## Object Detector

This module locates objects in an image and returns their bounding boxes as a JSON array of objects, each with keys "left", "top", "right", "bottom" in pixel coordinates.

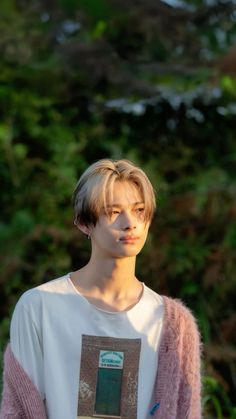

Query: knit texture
[
  {"left": 0, "top": 343, "right": 47, "bottom": 419},
  {"left": 153, "top": 296, "right": 202, "bottom": 419},
  {"left": 0, "top": 296, "right": 201, "bottom": 419}
]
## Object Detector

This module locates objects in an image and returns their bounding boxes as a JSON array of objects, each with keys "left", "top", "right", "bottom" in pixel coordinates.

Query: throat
[
  {"left": 70, "top": 271, "right": 143, "bottom": 312},
  {"left": 82, "top": 284, "right": 144, "bottom": 312}
]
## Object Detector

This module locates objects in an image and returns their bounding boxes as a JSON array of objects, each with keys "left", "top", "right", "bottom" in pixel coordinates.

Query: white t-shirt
[{"left": 10, "top": 274, "right": 163, "bottom": 419}]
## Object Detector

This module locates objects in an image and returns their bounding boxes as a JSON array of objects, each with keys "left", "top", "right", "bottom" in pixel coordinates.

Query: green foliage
[{"left": 203, "top": 376, "right": 236, "bottom": 419}]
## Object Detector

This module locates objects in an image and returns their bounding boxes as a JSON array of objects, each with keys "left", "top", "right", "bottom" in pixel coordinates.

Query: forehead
[{"left": 107, "top": 180, "right": 143, "bottom": 206}]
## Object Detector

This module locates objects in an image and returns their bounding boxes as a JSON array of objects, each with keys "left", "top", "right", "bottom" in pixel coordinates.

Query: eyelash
[{"left": 109, "top": 208, "right": 144, "bottom": 216}]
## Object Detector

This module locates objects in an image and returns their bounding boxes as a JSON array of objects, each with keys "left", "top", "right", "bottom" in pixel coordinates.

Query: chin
[{"left": 120, "top": 249, "right": 142, "bottom": 257}]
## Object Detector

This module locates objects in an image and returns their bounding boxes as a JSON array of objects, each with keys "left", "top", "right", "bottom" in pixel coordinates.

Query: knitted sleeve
[
  {"left": 153, "top": 296, "right": 202, "bottom": 419},
  {"left": 176, "top": 302, "right": 202, "bottom": 419},
  {"left": 0, "top": 344, "right": 47, "bottom": 419}
]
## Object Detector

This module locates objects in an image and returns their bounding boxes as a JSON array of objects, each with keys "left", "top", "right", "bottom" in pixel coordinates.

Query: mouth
[{"left": 118, "top": 236, "right": 139, "bottom": 243}]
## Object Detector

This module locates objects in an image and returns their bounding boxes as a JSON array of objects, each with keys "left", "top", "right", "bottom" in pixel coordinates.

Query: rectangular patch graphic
[{"left": 77, "top": 335, "right": 141, "bottom": 419}]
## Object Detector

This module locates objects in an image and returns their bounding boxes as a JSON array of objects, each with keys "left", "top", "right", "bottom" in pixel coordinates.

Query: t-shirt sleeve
[{"left": 10, "top": 290, "right": 45, "bottom": 398}]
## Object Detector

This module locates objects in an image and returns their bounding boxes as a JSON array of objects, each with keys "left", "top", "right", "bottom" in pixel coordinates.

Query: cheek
[
  {"left": 103, "top": 225, "right": 116, "bottom": 238},
  {"left": 141, "top": 227, "right": 149, "bottom": 242}
]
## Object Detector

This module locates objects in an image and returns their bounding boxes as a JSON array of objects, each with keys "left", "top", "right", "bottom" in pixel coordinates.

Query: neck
[
  {"left": 70, "top": 254, "right": 143, "bottom": 311},
  {"left": 71, "top": 252, "right": 143, "bottom": 311},
  {"left": 81, "top": 255, "right": 138, "bottom": 296}
]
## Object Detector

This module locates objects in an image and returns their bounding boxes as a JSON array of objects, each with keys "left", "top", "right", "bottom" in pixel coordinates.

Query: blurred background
[{"left": 0, "top": 0, "right": 236, "bottom": 417}]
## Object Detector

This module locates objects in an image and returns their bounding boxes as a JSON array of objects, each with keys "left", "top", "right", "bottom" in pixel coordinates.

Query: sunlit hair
[{"left": 72, "top": 159, "right": 156, "bottom": 226}]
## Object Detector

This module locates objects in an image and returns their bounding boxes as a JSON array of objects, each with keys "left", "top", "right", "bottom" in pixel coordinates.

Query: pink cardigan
[
  {"left": 0, "top": 342, "right": 47, "bottom": 419},
  {"left": 0, "top": 296, "right": 202, "bottom": 418}
]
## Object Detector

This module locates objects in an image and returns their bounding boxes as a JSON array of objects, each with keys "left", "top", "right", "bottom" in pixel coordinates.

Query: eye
[
  {"left": 108, "top": 209, "right": 120, "bottom": 217},
  {"left": 135, "top": 207, "right": 145, "bottom": 214}
]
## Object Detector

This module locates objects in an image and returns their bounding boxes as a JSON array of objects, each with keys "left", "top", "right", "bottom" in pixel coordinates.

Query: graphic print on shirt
[{"left": 77, "top": 335, "right": 141, "bottom": 419}]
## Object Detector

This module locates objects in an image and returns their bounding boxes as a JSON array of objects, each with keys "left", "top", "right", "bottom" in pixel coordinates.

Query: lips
[{"left": 119, "top": 236, "right": 139, "bottom": 242}]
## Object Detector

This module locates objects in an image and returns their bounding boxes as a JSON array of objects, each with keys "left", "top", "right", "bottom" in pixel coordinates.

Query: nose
[{"left": 121, "top": 211, "right": 136, "bottom": 231}]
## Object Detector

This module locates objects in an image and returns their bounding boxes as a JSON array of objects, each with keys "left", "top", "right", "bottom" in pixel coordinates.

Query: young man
[{"left": 0, "top": 159, "right": 202, "bottom": 419}]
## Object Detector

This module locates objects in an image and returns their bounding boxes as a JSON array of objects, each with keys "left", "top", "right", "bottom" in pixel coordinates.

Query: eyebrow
[{"left": 107, "top": 201, "right": 144, "bottom": 208}]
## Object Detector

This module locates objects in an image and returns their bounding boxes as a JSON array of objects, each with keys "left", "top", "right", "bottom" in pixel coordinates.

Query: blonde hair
[{"left": 72, "top": 159, "right": 156, "bottom": 226}]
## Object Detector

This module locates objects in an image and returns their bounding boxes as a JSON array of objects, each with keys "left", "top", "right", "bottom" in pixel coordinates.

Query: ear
[{"left": 74, "top": 221, "right": 92, "bottom": 237}]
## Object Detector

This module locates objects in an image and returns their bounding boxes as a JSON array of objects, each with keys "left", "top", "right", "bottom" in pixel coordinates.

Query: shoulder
[
  {"left": 162, "top": 295, "right": 198, "bottom": 324},
  {"left": 161, "top": 296, "right": 201, "bottom": 346},
  {"left": 13, "top": 273, "right": 70, "bottom": 313},
  {"left": 35, "top": 273, "right": 72, "bottom": 296},
  {"left": 143, "top": 284, "right": 163, "bottom": 306},
  {"left": 141, "top": 285, "right": 164, "bottom": 321}
]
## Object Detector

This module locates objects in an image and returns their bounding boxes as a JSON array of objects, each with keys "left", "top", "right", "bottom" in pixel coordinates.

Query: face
[{"left": 87, "top": 180, "right": 150, "bottom": 259}]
